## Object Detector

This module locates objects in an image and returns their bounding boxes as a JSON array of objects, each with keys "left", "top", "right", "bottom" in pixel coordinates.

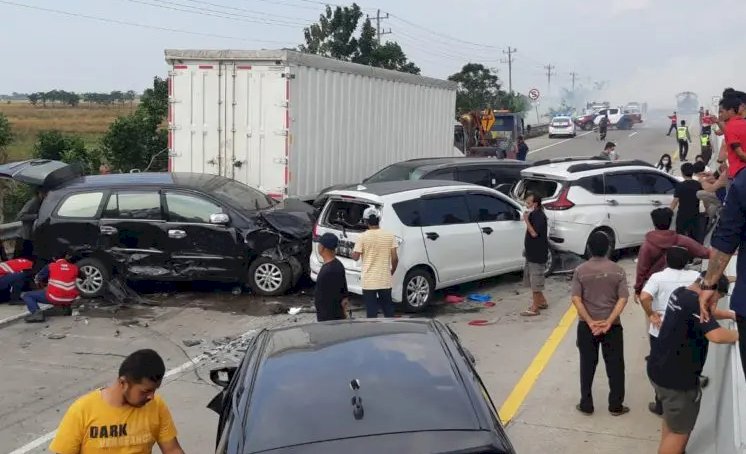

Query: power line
[
  {"left": 180, "top": 0, "right": 311, "bottom": 22},
  {"left": 387, "top": 13, "right": 500, "bottom": 50},
  {"left": 501, "top": 46, "right": 516, "bottom": 94},
  {"left": 118, "top": 0, "right": 308, "bottom": 27},
  {"left": 391, "top": 28, "right": 496, "bottom": 62},
  {"left": 0, "top": 0, "right": 294, "bottom": 44}
]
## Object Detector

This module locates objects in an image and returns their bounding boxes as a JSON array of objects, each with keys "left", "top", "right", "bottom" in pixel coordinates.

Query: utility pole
[
  {"left": 543, "top": 64, "right": 556, "bottom": 93},
  {"left": 374, "top": 9, "right": 391, "bottom": 44},
  {"left": 501, "top": 46, "right": 517, "bottom": 94},
  {"left": 569, "top": 71, "right": 579, "bottom": 92}
]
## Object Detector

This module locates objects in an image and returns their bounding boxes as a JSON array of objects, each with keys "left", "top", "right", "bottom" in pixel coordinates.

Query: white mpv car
[
  {"left": 512, "top": 158, "right": 680, "bottom": 257},
  {"left": 311, "top": 180, "right": 527, "bottom": 312}
]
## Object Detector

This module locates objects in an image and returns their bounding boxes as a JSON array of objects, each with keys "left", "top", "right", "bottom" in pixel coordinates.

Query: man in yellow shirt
[
  {"left": 50, "top": 349, "right": 185, "bottom": 454},
  {"left": 352, "top": 207, "right": 399, "bottom": 318}
]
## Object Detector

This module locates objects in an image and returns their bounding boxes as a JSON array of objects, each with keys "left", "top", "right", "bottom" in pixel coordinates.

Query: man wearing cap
[
  {"left": 351, "top": 207, "right": 399, "bottom": 318},
  {"left": 314, "top": 233, "right": 349, "bottom": 322}
]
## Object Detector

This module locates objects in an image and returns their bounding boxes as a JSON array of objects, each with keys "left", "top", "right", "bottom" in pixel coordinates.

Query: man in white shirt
[{"left": 640, "top": 247, "right": 703, "bottom": 416}]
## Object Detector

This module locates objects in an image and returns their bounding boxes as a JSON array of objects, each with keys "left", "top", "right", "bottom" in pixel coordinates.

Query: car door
[
  {"left": 638, "top": 171, "right": 678, "bottom": 229},
  {"left": 603, "top": 172, "right": 649, "bottom": 246},
  {"left": 419, "top": 193, "right": 484, "bottom": 284},
  {"left": 163, "top": 191, "right": 245, "bottom": 281},
  {"left": 39, "top": 191, "right": 107, "bottom": 259},
  {"left": 99, "top": 190, "right": 172, "bottom": 278},
  {"left": 465, "top": 192, "right": 525, "bottom": 273}
]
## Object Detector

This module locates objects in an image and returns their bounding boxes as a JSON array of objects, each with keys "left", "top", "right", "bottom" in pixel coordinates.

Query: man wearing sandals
[
  {"left": 571, "top": 232, "right": 630, "bottom": 416},
  {"left": 520, "top": 192, "right": 549, "bottom": 317}
]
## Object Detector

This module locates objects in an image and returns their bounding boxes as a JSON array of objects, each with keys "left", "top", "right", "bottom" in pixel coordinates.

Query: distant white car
[
  {"left": 512, "top": 158, "right": 680, "bottom": 257},
  {"left": 548, "top": 116, "right": 576, "bottom": 138},
  {"left": 311, "top": 180, "right": 527, "bottom": 312}
]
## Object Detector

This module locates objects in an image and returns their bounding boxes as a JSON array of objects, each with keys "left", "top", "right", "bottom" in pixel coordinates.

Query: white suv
[
  {"left": 513, "top": 158, "right": 679, "bottom": 257},
  {"left": 311, "top": 180, "right": 526, "bottom": 312}
]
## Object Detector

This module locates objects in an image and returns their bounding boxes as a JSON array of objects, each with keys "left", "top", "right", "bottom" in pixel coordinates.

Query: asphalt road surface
[{"left": 0, "top": 121, "right": 703, "bottom": 454}]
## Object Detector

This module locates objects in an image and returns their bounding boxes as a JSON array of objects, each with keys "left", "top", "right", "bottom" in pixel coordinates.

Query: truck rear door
[{"left": 225, "top": 64, "right": 289, "bottom": 200}]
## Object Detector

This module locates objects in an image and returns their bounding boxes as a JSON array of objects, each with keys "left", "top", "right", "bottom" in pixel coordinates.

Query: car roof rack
[
  {"left": 532, "top": 156, "right": 606, "bottom": 167},
  {"left": 567, "top": 159, "right": 654, "bottom": 173}
]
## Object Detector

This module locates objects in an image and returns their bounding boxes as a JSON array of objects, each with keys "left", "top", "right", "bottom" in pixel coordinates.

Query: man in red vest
[
  {"left": 23, "top": 250, "right": 81, "bottom": 323},
  {"left": 0, "top": 241, "right": 34, "bottom": 303}
]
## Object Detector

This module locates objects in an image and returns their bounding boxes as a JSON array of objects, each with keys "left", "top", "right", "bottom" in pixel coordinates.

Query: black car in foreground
[
  {"left": 0, "top": 160, "right": 314, "bottom": 297},
  {"left": 208, "top": 319, "right": 516, "bottom": 454}
]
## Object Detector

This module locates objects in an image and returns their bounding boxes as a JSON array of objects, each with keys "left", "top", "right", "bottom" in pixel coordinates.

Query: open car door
[{"left": 0, "top": 159, "right": 82, "bottom": 188}]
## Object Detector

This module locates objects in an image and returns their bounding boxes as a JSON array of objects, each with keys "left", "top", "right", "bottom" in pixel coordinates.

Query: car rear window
[
  {"left": 322, "top": 200, "right": 372, "bottom": 232},
  {"left": 56, "top": 192, "right": 104, "bottom": 218},
  {"left": 516, "top": 178, "right": 559, "bottom": 199},
  {"left": 365, "top": 164, "right": 417, "bottom": 184}
]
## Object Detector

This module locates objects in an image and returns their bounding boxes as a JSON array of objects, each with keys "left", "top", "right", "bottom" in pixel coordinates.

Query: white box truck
[{"left": 164, "top": 49, "right": 458, "bottom": 200}]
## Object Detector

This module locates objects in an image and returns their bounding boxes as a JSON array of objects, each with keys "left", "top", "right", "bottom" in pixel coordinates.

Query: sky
[{"left": 0, "top": 0, "right": 742, "bottom": 110}]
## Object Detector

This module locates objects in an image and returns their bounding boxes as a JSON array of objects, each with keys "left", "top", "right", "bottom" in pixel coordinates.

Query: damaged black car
[{"left": 0, "top": 160, "right": 314, "bottom": 297}]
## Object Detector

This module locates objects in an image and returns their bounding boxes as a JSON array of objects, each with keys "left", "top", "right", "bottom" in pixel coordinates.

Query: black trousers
[
  {"left": 676, "top": 214, "right": 705, "bottom": 244},
  {"left": 738, "top": 315, "right": 746, "bottom": 384},
  {"left": 701, "top": 144, "right": 713, "bottom": 165},
  {"left": 363, "top": 288, "right": 394, "bottom": 318},
  {"left": 577, "top": 321, "right": 625, "bottom": 412},
  {"left": 667, "top": 123, "right": 677, "bottom": 135},
  {"left": 679, "top": 139, "right": 690, "bottom": 160}
]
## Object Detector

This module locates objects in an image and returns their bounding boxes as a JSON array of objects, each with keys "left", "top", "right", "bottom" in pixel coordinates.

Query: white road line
[
  {"left": 629, "top": 131, "right": 638, "bottom": 137},
  {"left": 8, "top": 329, "right": 258, "bottom": 454},
  {"left": 528, "top": 131, "right": 594, "bottom": 155}
]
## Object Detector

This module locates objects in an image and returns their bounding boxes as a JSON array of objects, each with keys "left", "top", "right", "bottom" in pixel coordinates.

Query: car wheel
[
  {"left": 249, "top": 257, "right": 292, "bottom": 296},
  {"left": 76, "top": 258, "right": 111, "bottom": 298},
  {"left": 584, "top": 230, "right": 616, "bottom": 260},
  {"left": 548, "top": 134, "right": 554, "bottom": 139},
  {"left": 402, "top": 269, "right": 434, "bottom": 313}
]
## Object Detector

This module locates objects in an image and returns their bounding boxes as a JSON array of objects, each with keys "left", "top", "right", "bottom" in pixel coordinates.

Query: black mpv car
[
  {"left": 207, "top": 319, "right": 516, "bottom": 454},
  {"left": 0, "top": 160, "right": 313, "bottom": 297}
]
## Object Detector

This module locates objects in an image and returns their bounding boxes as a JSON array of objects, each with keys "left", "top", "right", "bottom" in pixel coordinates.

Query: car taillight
[
  {"left": 545, "top": 187, "right": 575, "bottom": 210},
  {"left": 312, "top": 223, "right": 319, "bottom": 241}
]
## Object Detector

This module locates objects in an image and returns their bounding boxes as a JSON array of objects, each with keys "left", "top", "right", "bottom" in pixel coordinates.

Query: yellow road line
[{"left": 498, "top": 304, "right": 578, "bottom": 425}]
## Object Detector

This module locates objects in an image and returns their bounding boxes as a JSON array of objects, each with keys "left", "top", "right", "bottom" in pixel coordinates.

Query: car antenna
[{"left": 350, "top": 379, "right": 364, "bottom": 420}]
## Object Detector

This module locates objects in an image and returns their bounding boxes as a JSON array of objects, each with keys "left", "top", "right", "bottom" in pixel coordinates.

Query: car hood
[
  {"left": 0, "top": 159, "right": 82, "bottom": 188},
  {"left": 239, "top": 198, "right": 315, "bottom": 240}
]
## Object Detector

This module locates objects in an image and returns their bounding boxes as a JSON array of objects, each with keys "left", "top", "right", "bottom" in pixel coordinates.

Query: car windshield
[
  {"left": 210, "top": 179, "right": 273, "bottom": 211},
  {"left": 365, "top": 164, "right": 418, "bottom": 183}
]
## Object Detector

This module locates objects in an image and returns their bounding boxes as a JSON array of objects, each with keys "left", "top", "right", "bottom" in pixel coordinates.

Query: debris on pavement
[
  {"left": 445, "top": 295, "right": 465, "bottom": 304},
  {"left": 468, "top": 293, "right": 491, "bottom": 302},
  {"left": 47, "top": 333, "right": 67, "bottom": 340},
  {"left": 288, "top": 307, "right": 302, "bottom": 315},
  {"left": 183, "top": 339, "right": 203, "bottom": 347}
]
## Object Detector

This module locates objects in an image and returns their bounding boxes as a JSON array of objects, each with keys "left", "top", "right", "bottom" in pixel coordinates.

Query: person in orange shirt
[{"left": 50, "top": 349, "right": 185, "bottom": 454}]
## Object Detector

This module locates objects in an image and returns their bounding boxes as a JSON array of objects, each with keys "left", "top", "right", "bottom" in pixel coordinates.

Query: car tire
[
  {"left": 584, "top": 230, "right": 616, "bottom": 261},
  {"left": 248, "top": 257, "right": 293, "bottom": 296},
  {"left": 544, "top": 248, "right": 555, "bottom": 277},
  {"left": 548, "top": 134, "right": 554, "bottom": 139},
  {"left": 76, "top": 258, "right": 111, "bottom": 298},
  {"left": 402, "top": 268, "right": 434, "bottom": 313}
]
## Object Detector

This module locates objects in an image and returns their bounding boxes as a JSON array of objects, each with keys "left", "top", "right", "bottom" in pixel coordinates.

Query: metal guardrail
[{"left": 525, "top": 123, "right": 549, "bottom": 139}]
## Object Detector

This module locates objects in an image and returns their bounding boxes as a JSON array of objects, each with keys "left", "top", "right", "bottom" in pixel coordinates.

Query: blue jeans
[
  {"left": 363, "top": 289, "right": 394, "bottom": 318},
  {"left": 21, "top": 289, "right": 49, "bottom": 314},
  {"left": 0, "top": 272, "right": 28, "bottom": 301}
]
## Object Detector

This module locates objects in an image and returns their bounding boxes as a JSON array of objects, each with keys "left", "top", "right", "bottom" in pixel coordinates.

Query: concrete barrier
[
  {"left": 0, "top": 221, "right": 21, "bottom": 241},
  {"left": 525, "top": 123, "right": 549, "bottom": 139}
]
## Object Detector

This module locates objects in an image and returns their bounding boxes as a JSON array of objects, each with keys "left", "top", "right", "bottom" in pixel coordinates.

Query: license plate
[{"left": 336, "top": 239, "right": 355, "bottom": 258}]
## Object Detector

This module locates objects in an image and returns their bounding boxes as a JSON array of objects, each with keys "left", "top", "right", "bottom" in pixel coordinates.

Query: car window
[
  {"left": 577, "top": 175, "right": 605, "bottom": 194},
  {"left": 422, "top": 169, "right": 455, "bottom": 181},
  {"left": 103, "top": 191, "right": 162, "bottom": 220},
  {"left": 604, "top": 173, "right": 643, "bottom": 195},
  {"left": 166, "top": 192, "right": 224, "bottom": 223},
  {"left": 638, "top": 172, "right": 676, "bottom": 195},
  {"left": 458, "top": 168, "right": 492, "bottom": 187},
  {"left": 392, "top": 199, "right": 421, "bottom": 227},
  {"left": 465, "top": 193, "right": 517, "bottom": 222},
  {"left": 56, "top": 192, "right": 104, "bottom": 218},
  {"left": 609, "top": 108, "right": 619, "bottom": 115},
  {"left": 421, "top": 195, "right": 470, "bottom": 226},
  {"left": 517, "top": 178, "right": 559, "bottom": 199},
  {"left": 365, "top": 164, "right": 418, "bottom": 183}
]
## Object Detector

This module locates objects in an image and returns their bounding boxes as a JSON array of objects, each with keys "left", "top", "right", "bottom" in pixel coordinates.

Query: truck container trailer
[{"left": 164, "top": 49, "right": 458, "bottom": 200}]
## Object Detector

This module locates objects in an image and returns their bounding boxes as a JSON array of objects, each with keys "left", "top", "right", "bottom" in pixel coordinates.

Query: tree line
[{"left": 25, "top": 90, "right": 138, "bottom": 107}]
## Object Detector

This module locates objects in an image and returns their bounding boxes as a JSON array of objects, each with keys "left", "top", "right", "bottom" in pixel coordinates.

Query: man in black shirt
[
  {"left": 314, "top": 233, "right": 349, "bottom": 322},
  {"left": 647, "top": 272, "right": 737, "bottom": 454},
  {"left": 671, "top": 163, "right": 704, "bottom": 243},
  {"left": 521, "top": 192, "right": 549, "bottom": 316}
]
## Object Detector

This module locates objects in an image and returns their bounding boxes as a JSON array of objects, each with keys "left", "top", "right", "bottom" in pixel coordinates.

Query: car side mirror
[
  {"left": 210, "top": 367, "right": 237, "bottom": 388},
  {"left": 209, "top": 213, "right": 230, "bottom": 225}
]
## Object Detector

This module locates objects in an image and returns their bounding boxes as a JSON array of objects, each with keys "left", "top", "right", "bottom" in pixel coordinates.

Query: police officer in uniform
[{"left": 677, "top": 120, "right": 692, "bottom": 161}]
